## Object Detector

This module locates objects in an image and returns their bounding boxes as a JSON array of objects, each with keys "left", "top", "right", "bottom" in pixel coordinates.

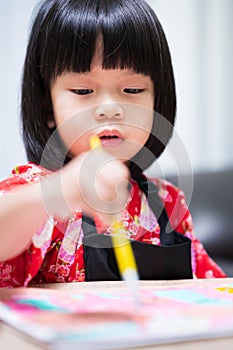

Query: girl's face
[{"left": 50, "top": 63, "right": 154, "bottom": 162}]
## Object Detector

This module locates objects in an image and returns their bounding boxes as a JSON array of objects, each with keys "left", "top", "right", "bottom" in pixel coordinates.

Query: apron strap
[{"left": 134, "top": 174, "right": 175, "bottom": 245}]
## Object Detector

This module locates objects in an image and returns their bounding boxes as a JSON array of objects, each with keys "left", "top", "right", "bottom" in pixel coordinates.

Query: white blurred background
[{"left": 0, "top": 0, "right": 233, "bottom": 180}]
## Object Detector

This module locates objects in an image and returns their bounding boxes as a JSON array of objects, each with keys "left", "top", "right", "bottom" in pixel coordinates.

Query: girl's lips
[{"left": 98, "top": 130, "right": 124, "bottom": 147}]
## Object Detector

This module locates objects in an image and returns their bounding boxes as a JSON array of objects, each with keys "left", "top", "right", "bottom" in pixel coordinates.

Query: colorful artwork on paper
[{"left": 1, "top": 281, "right": 233, "bottom": 349}]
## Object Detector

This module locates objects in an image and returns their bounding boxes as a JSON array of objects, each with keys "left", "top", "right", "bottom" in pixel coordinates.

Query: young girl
[{"left": 0, "top": 0, "right": 225, "bottom": 287}]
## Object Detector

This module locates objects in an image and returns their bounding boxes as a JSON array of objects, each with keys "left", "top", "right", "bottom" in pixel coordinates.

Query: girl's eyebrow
[
  {"left": 63, "top": 72, "right": 90, "bottom": 77},
  {"left": 63, "top": 71, "right": 149, "bottom": 79}
]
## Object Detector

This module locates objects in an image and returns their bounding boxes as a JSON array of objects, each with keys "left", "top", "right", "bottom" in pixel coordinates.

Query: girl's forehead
[{"left": 90, "top": 35, "right": 104, "bottom": 67}]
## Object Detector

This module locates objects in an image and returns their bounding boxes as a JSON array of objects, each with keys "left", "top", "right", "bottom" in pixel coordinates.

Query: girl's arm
[
  {"left": 0, "top": 150, "right": 129, "bottom": 261},
  {"left": 0, "top": 182, "right": 49, "bottom": 260}
]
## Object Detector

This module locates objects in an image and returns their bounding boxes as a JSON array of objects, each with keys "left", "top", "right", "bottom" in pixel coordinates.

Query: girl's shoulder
[
  {"left": 147, "top": 176, "right": 192, "bottom": 233},
  {"left": 0, "top": 162, "right": 50, "bottom": 193},
  {"left": 147, "top": 176, "right": 185, "bottom": 202}
]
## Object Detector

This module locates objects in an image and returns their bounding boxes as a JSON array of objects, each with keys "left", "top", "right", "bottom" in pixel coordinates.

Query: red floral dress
[{"left": 0, "top": 163, "right": 226, "bottom": 287}]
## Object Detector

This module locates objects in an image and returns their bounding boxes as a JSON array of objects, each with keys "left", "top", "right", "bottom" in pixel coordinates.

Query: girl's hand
[{"left": 41, "top": 149, "right": 130, "bottom": 225}]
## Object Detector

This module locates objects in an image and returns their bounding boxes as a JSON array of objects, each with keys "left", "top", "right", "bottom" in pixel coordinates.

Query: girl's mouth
[{"left": 98, "top": 130, "right": 124, "bottom": 147}]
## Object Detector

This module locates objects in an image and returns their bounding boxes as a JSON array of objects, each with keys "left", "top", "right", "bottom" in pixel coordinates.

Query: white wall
[
  {"left": 146, "top": 0, "right": 233, "bottom": 177},
  {"left": 0, "top": 1, "right": 38, "bottom": 180},
  {"left": 1, "top": 0, "right": 233, "bottom": 180}
]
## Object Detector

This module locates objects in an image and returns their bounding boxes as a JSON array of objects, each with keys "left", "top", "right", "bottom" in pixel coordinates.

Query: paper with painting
[{"left": 1, "top": 280, "right": 233, "bottom": 349}]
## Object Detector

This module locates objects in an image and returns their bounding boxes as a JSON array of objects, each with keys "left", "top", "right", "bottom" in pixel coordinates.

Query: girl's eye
[
  {"left": 124, "top": 88, "right": 144, "bottom": 94},
  {"left": 71, "top": 89, "right": 94, "bottom": 95}
]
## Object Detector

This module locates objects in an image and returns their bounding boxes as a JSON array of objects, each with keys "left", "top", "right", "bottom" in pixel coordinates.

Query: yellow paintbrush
[{"left": 89, "top": 135, "right": 139, "bottom": 301}]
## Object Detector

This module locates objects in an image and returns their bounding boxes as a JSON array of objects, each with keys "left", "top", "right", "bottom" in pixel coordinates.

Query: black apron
[{"left": 83, "top": 176, "right": 193, "bottom": 281}]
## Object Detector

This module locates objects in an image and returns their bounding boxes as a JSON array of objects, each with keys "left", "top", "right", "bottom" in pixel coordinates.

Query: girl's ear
[
  {"left": 42, "top": 90, "right": 56, "bottom": 129},
  {"left": 47, "top": 119, "right": 56, "bottom": 128}
]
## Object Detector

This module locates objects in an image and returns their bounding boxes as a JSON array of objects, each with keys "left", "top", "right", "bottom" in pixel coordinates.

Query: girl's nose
[{"left": 94, "top": 103, "right": 124, "bottom": 120}]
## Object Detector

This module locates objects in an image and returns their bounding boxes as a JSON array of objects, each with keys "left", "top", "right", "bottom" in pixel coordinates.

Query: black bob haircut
[{"left": 21, "top": 0, "right": 176, "bottom": 177}]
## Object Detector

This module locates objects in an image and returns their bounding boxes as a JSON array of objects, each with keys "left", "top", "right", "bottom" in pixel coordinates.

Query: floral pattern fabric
[{"left": 0, "top": 163, "right": 226, "bottom": 287}]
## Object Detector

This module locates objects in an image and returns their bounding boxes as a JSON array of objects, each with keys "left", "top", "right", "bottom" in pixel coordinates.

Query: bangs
[{"left": 38, "top": 0, "right": 161, "bottom": 84}]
